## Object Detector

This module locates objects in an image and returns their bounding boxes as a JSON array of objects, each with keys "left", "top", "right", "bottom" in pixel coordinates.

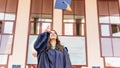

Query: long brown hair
[{"left": 46, "top": 30, "right": 64, "bottom": 51}]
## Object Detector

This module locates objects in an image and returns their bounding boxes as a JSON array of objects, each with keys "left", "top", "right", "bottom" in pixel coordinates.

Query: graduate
[{"left": 34, "top": 26, "right": 72, "bottom": 68}]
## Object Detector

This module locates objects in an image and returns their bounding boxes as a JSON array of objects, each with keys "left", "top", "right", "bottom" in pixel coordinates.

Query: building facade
[{"left": 0, "top": 0, "right": 120, "bottom": 68}]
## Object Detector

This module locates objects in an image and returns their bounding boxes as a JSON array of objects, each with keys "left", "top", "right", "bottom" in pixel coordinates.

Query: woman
[{"left": 34, "top": 27, "right": 72, "bottom": 68}]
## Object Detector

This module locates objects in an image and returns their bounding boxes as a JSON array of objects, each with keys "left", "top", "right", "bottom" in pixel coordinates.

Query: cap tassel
[{"left": 66, "top": 5, "right": 72, "bottom": 11}]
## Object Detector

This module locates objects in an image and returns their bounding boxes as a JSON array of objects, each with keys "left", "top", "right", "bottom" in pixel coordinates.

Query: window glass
[
  {"left": 0, "top": 13, "right": 4, "bottom": 20},
  {"left": 63, "top": 0, "right": 85, "bottom": 36},
  {"left": 31, "top": 0, "right": 42, "bottom": 13},
  {"left": 0, "top": 35, "right": 13, "bottom": 54},
  {"left": 74, "top": 0, "right": 84, "bottom": 16},
  {"left": 65, "top": 24, "right": 73, "bottom": 35},
  {"left": 112, "top": 38, "right": 120, "bottom": 56},
  {"left": 30, "top": 23, "right": 40, "bottom": 34},
  {"left": 0, "top": 55, "right": 8, "bottom": 64},
  {"left": 108, "top": 1, "right": 119, "bottom": 16},
  {"left": 75, "top": 24, "right": 84, "bottom": 36},
  {"left": 105, "top": 57, "right": 120, "bottom": 67},
  {"left": 42, "top": 0, "right": 52, "bottom": 14},
  {"left": 42, "top": 23, "right": 51, "bottom": 33},
  {"left": 111, "top": 24, "right": 120, "bottom": 36},
  {"left": 0, "top": 0, "right": 6, "bottom": 12},
  {"left": 59, "top": 36, "right": 86, "bottom": 65},
  {"left": 27, "top": 36, "right": 37, "bottom": 64},
  {"left": 64, "top": 15, "right": 74, "bottom": 23},
  {"left": 5, "top": 13, "right": 15, "bottom": 20},
  {"left": 30, "top": 14, "right": 42, "bottom": 21},
  {"left": 6, "top": 0, "right": 18, "bottom": 12},
  {"left": 110, "top": 16, "right": 120, "bottom": 23},
  {"left": 98, "top": 0, "right": 109, "bottom": 16},
  {"left": 3, "top": 22, "right": 14, "bottom": 34},
  {"left": 101, "top": 25, "right": 110, "bottom": 36},
  {"left": 101, "top": 38, "right": 113, "bottom": 56},
  {"left": 75, "top": 15, "right": 85, "bottom": 23},
  {"left": 99, "top": 16, "right": 109, "bottom": 23},
  {"left": 0, "top": 21, "right": 2, "bottom": 33},
  {"left": 41, "top": 14, "right": 52, "bottom": 22}
]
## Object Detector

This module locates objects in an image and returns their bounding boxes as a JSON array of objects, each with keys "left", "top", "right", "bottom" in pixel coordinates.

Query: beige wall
[
  {"left": 85, "top": 0, "right": 104, "bottom": 67},
  {"left": 53, "top": 0, "right": 62, "bottom": 35},
  {"left": 8, "top": 0, "right": 105, "bottom": 68},
  {"left": 8, "top": 0, "right": 30, "bottom": 68}
]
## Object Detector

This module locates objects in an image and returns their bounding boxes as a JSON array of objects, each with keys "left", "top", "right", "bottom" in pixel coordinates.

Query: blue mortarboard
[{"left": 55, "top": 0, "right": 72, "bottom": 11}]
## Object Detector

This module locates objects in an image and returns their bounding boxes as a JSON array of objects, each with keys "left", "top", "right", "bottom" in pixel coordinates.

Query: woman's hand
[
  {"left": 32, "top": 52, "right": 37, "bottom": 57},
  {"left": 45, "top": 26, "right": 51, "bottom": 32}
]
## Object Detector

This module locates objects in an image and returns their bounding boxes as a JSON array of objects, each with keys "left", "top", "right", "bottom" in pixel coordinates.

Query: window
[
  {"left": 0, "top": 21, "right": 2, "bottom": 33},
  {"left": 29, "top": 0, "right": 53, "bottom": 35},
  {"left": 0, "top": 0, "right": 18, "bottom": 68},
  {"left": 27, "top": 0, "right": 53, "bottom": 67},
  {"left": 98, "top": 0, "right": 120, "bottom": 57},
  {"left": 98, "top": 0, "right": 120, "bottom": 67},
  {"left": 63, "top": 0, "right": 87, "bottom": 67},
  {"left": 63, "top": 0, "right": 85, "bottom": 36},
  {"left": 0, "top": 0, "right": 18, "bottom": 55}
]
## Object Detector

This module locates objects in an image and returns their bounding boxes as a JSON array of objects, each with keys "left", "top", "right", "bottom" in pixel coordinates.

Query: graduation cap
[{"left": 55, "top": 0, "right": 72, "bottom": 11}]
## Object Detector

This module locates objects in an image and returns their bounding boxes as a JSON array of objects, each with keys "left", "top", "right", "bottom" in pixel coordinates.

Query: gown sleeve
[
  {"left": 34, "top": 32, "right": 50, "bottom": 52},
  {"left": 63, "top": 47, "right": 72, "bottom": 68}
]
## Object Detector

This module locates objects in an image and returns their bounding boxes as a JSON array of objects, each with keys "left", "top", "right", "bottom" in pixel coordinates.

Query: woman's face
[{"left": 49, "top": 30, "right": 57, "bottom": 39}]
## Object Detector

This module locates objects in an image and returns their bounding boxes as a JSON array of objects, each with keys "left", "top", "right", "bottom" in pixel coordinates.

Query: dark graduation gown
[{"left": 34, "top": 32, "right": 72, "bottom": 68}]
